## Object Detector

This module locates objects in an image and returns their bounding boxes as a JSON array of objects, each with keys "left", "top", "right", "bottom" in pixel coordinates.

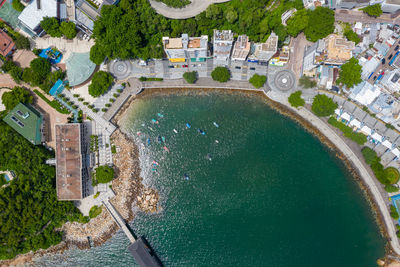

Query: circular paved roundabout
[
  {"left": 109, "top": 60, "right": 133, "bottom": 80},
  {"left": 273, "top": 70, "right": 296, "bottom": 92}
]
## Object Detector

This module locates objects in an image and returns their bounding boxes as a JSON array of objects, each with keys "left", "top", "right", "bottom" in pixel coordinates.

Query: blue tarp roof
[{"left": 49, "top": 79, "right": 64, "bottom": 96}]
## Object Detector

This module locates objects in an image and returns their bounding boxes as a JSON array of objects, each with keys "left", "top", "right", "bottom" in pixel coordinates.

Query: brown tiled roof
[
  {"left": 0, "top": 30, "right": 15, "bottom": 57},
  {"left": 55, "top": 124, "right": 83, "bottom": 200}
]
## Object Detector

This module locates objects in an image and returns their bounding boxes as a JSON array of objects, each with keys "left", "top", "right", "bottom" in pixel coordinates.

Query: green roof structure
[{"left": 3, "top": 103, "right": 43, "bottom": 145}]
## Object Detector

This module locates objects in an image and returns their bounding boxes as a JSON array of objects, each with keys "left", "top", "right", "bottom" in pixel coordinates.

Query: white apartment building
[{"left": 213, "top": 30, "right": 234, "bottom": 61}]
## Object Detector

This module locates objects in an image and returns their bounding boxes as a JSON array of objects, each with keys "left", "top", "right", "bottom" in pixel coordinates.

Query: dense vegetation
[
  {"left": 88, "top": 71, "right": 114, "bottom": 97},
  {"left": 89, "top": 205, "right": 103, "bottom": 219},
  {"left": 155, "top": 0, "right": 190, "bottom": 8},
  {"left": 343, "top": 24, "right": 360, "bottom": 45},
  {"left": 249, "top": 74, "right": 267, "bottom": 88},
  {"left": 286, "top": 7, "right": 335, "bottom": 42},
  {"left": 0, "top": 174, "right": 8, "bottom": 187},
  {"left": 183, "top": 71, "right": 198, "bottom": 84},
  {"left": 361, "top": 4, "right": 383, "bottom": 18},
  {"left": 391, "top": 205, "right": 399, "bottom": 220},
  {"left": 288, "top": 91, "right": 305, "bottom": 108},
  {"left": 1, "top": 87, "right": 33, "bottom": 111},
  {"left": 298, "top": 75, "right": 316, "bottom": 88},
  {"left": 23, "top": 58, "right": 51, "bottom": 86},
  {"left": 0, "top": 121, "right": 84, "bottom": 259},
  {"left": 336, "top": 58, "right": 362, "bottom": 89},
  {"left": 361, "top": 147, "right": 400, "bottom": 190},
  {"left": 33, "top": 89, "right": 70, "bottom": 114},
  {"left": 12, "top": 0, "right": 24, "bottom": 11},
  {"left": 40, "top": 17, "right": 77, "bottom": 39},
  {"left": 311, "top": 94, "right": 337, "bottom": 117},
  {"left": 211, "top": 66, "right": 230, "bottom": 82},
  {"left": 327, "top": 117, "right": 367, "bottom": 145},
  {"left": 90, "top": 0, "right": 304, "bottom": 63},
  {"left": 94, "top": 165, "right": 115, "bottom": 184},
  {"left": 1, "top": 60, "right": 23, "bottom": 84}
]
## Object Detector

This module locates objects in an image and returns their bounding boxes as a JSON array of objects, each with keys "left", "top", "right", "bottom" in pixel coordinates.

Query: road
[
  {"left": 149, "top": 0, "right": 231, "bottom": 19},
  {"left": 367, "top": 38, "right": 400, "bottom": 84},
  {"left": 288, "top": 33, "right": 312, "bottom": 79},
  {"left": 335, "top": 9, "right": 400, "bottom": 24}
]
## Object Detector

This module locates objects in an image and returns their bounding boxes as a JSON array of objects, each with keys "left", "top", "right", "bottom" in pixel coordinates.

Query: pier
[
  {"left": 102, "top": 199, "right": 162, "bottom": 266},
  {"left": 102, "top": 199, "right": 136, "bottom": 243}
]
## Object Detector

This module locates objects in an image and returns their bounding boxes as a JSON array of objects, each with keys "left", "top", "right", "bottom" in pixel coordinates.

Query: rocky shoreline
[{"left": 1, "top": 129, "right": 159, "bottom": 267}]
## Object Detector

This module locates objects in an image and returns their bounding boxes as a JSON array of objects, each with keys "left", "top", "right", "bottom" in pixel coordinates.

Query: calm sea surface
[{"left": 33, "top": 92, "right": 385, "bottom": 267}]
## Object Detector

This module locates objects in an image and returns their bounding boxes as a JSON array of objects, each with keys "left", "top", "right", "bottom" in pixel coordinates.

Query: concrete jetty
[{"left": 102, "top": 199, "right": 162, "bottom": 266}]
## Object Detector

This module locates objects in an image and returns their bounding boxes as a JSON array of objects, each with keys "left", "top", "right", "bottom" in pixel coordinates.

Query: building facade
[
  {"left": 162, "top": 34, "right": 208, "bottom": 62},
  {"left": 213, "top": 30, "right": 234, "bottom": 61}
]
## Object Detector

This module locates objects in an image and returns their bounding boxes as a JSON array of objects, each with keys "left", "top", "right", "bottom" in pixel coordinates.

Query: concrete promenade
[
  {"left": 149, "top": 0, "right": 230, "bottom": 19},
  {"left": 267, "top": 90, "right": 400, "bottom": 255}
]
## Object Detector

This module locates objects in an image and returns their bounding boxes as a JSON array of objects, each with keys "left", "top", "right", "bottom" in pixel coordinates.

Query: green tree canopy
[
  {"left": 183, "top": 71, "right": 197, "bottom": 84},
  {"left": 23, "top": 58, "right": 52, "bottom": 86},
  {"left": 0, "top": 121, "right": 83, "bottom": 259},
  {"left": 249, "top": 74, "right": 267, "bottom": 88},
  {"left": 288, "top": 91, "right": 305, "bottom": 108},
  {"left": 311, "top": 94, "right": 337, "bottom": 117},
  {"left": 60, "top": 21, "right": 77, "bottom": 39},
  {"left": 12, "top": 0, "right": 24, "bottom": 11},
  {"left": 344, "top": 28, "right": 360, "bottom": 45},
  {"left": 90, "top": 44, "right": 107, "bottom": 65},
  {"left": 14, "top": 33, "right": 31, "bottom": 50},
  {"left": 299, "top": 75, "right": 317, "bottom": 88},
  {"left": 361, "top": 4, "right": 383, "bottom": 17},
  {"left": 287, "top": 9, "right": 309, "bottom": 37},
  {"left": 1, "top": 86, "right": 33, "bottom": 110},
  {"left": 89, "top": 205, "right": 103, "bottom": 218},
  {"left": 337, "top": 57, "right": 362, "bottom": 88},
  {"left": 88, "top": 71, "right": 114, "bottom": 97},
  {"left": 361, "top": 147, "right": 378, "bottom": 165},
  {"left": 211, "top": 67, "right": 230, "bottom": 83},
  {"left": 1, "top": 60, "right": 23, "bottom": 84},
  {"left": 95, "top": 165, "right": 115, "bottom": 184},
  {"left": 91, "top": 0, "right": 299, "bottom": 62},
  {"left": 304, "top": 7, "right": 335, "bottom": 42},
  {"left": 391, "top": 205, "right": 399, "bottom": 220},
  {"left": 40, "top": 17, "right": 62, "bottom": 37}
]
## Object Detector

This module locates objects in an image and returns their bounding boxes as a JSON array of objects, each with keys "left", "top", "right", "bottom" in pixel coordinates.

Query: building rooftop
[
  {"left": 3, "top": 103, "right": 43, "bottom": 145},
  {"left": 164, "top": 38, "right": 183, "bottom": 49},
  {"left": 0, "top": 30, "right": 14, "bottom": 57},
  {"left": 262, "top": 32, "right": 279, "bottom": 52},
  {"left": 213, "top": 30, "right": 233, "bottom": 42},
  {"left": 18, "top": 0, "right": 57, "bottom": 32},
  {"left": 66, "top": 52, "right": 96, "bottom": 87},
  {"left": 232, "top": 35, "right": 250, "bottom": 60},
  {"left": 325, "top": 34, "right": 355, "bottom": 64},
  {"left": 55, "top": 124, "right": 83, "bottom": 200}
]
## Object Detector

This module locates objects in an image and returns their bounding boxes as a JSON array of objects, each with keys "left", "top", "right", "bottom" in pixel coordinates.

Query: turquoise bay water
[{"left": 34, "top": 92, "right": 385, "bottom": 266}]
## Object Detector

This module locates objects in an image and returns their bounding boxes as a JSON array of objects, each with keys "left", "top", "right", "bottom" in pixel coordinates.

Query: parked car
[
  {"left": 382, "top": 58, "right": 386, "bottom": 64},
  {"left": 183, "top": 65, "right": 188, "bottom": 68},
  {"left": 235, "top": 66, "right": 241, "bottom": 69},
  {"left": 168, "top": 65, "right": 174, "bottom": 68},
  {"left": 250, "top": 67, "right": 256, "bottom": 70},
  {"left": 389, "top": 54, "right": 394, "bottom": 60},
  {"left": 396, "top": 45, "right": 399, "bottom": 51}
]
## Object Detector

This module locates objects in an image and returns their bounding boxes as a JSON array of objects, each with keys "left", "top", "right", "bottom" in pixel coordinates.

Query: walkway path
[
  {"left": 34, "top": 37, "right": 95, "bottom": 64},
  {"left": 149, "top": 0, "right": 230, "bottom": 19},
  {"left": 102, "top": 199, "right": 136, "bottom": 243},
  {"left": 267, "top": 90, "right": 400, "bottom": 255}
]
